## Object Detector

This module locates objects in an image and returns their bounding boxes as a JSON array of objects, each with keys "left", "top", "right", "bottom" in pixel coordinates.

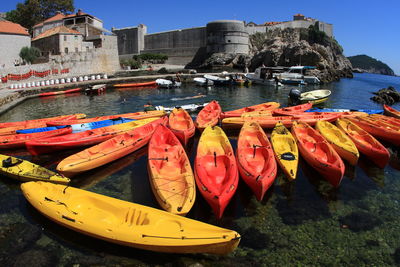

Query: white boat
[
  {"left": 194, "top": 77, "right": 214, "bottom": 86},
  {"left": 156, "top": 79, "right": 181, "bottom": 89},
  {"left": 245, "top": 67, "right": 283, "bottom": 86},
  {"left": 278, "top": 66, "right": 320, "bottom": 85},
  {"left": 85, "top": 84, "right": 106, "bottom": 94},
  {"left": 203, "top": 74, "right": 230, "bottom": 85},
  {"left": 155, "top": 102, "right": 209, "bottom": 113}
]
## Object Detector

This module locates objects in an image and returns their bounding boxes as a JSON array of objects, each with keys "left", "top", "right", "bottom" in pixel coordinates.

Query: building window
[
  {"left": 86, "top": 46, "right": 90, "bottom": 51},
  {"left": 65, "top": 47, "right": 68, "bottom": 54},
  {"left": 75, "top": 47, "right": 78, "bottom": 53},
  {"left": 64, "top": 36, "right": 67, "bottom": 41},
  {"left": 74, "top": 35, "right": 78, "bottom": 40}
]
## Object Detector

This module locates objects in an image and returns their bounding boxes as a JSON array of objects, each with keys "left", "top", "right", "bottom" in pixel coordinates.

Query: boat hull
[{"left": 21, "top": 181, "right": 240, "bottom": 254}]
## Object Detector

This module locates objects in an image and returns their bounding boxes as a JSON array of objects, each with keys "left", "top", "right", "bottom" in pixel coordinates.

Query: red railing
[{"left": 1, "top": 68, "right": 70, "bottom": 83}]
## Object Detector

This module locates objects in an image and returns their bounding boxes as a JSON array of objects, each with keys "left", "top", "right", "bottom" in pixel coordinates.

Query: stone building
[
  {"left": 32, "top": 26, "right": 93, "bottom": 56},
  {"left": 30, "top": 9, "right": 120, "bottom": 74},
  {"left": 0, "top": 20, "right": 30, "bottom": 68},
  {"left": 246, "top": 14, "right": 333, "bottom": 37}
]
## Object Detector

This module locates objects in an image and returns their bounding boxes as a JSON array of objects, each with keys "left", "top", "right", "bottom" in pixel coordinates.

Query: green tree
[
  {"left": 6, "top": 0, "right": 74, "bottom": 31},
  {"left": 19, "top": 46, "right": 41, "bottom": 64}
]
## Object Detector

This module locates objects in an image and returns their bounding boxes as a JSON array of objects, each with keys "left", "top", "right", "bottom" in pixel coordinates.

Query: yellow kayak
[
  {"left": 270, "top": 122, "right": 299, "bottom": 180},
  {"left": 0, "top": 154, "right": 69, "bottom": 184},
  {"left": 316, "top": 120, "right": 359, "bottom": 165},
  {"left": 21, "top": 181, "right": 240, "bottom": 254}
]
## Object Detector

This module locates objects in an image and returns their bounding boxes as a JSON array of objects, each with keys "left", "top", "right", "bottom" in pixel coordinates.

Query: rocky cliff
[
  {"left": 348, "top": 55, "right": 395, "bottom": 76},
  {"left": 194, "top": 27, "right": 353, "bottom": 83}
]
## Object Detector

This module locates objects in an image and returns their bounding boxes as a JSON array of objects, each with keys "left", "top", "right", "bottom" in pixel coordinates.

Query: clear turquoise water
[{"left": 1, "top": 73, "right": 400, "bottom": 266}]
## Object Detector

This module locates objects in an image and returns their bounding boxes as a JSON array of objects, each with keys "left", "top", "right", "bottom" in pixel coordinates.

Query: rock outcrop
[
  {"left": 370, "top": 86, "right": 400, "bottom": 105},
  {"left": 193, "top": 27, "right": 353, "bottom": 83}
]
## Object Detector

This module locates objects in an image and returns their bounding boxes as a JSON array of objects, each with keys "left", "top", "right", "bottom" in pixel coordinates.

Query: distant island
[{"left": 348, "top": 55, "right": 395, "bottom": 76}]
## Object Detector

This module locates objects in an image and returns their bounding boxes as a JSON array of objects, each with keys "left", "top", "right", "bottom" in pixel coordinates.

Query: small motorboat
[
  {"left": 289, "top": 89, "right": 331, "bottom": 105},
  {"left": 85, "top": 84, "right": 106, "bottom": 95},
  {"left": 156, "top": 79, "right": 181, "bottom": 89},
  {"left": 244, "top": 67, "right": 283, "bottom": 86},
  {"left": 203, "top": 74, "right": 230, "bottom": 86},
  {"left": 194, "top": 77, "right": 214, "bottom": 86},
  {"left": 155, "top": 103, "right": 209, "bottom": 113},
  {"left": 299, "top": 89, "right": 331, "bottom": 104}
]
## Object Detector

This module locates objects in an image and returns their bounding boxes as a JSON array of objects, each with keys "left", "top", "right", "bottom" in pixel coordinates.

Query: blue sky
[{"left": 3, "top": 0, "right": 400, "bottom": 74}]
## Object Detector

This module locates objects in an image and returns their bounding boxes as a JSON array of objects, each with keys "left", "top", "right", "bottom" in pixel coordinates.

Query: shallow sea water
[{"left": 1, "top": 73, "right": 400, "bottom": 266}]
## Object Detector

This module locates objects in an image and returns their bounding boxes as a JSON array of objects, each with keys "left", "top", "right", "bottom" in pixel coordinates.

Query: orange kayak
[
  {"left": 291, "top": 121, "right": 345, "bottom": 187},
  {"left": 0, "top": 114, "right": 85, "bottom": 129},
  {"left": 148, "top": 124, "right": 196, "bottom": 215},
  {"left": 272, "top": 103, "right": 312, "bottom": 116},
  {"left": 47, "top": 110, "right": 165, "bottom": 126},
  {"left": 57, "top": 117, "right": 167, "bottom": 176},
  {"left": 26, "top": 118, "right": 159, "bottom": 155},
  {"left": 195, "top": 126, "right": 238, "bottom": 219},
  {"left": 221, "top": 102, "right": 280, "bottom": 119},
  {"left": 39, "top": 88, "right": 81, "bottom": 97},
  {"left": 168, "top": 108, "right": 195, "bottom": 146},
  {"left": 348, "top": 116, "right": 400, "bottom": 146},
  {"left": 237, "top": 122, "right": 277, "bottom": 201},
  {"left": 113, "top": 81, "right": 157, "bottom": 88},
  {"left": 383, "top": 104, "right": 400, "bottom": 119},
  {"left": 195, "top": 100, "right": 221, "bottom": 130},
  {"left": 336, "top": 118, "right": 389, "bottom": 168},
  {"left": 222, "top": 113, "right": 340, "bottom": 129},
  {"left": 0, "top": 127, "right": 72, "bottom": 149},
  {"left": 368, "top": 114, "right": 400, "bottom": 129}
]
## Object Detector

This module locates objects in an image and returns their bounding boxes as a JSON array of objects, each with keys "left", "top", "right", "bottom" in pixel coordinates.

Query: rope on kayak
[
  {"left": 214, "top": 151, "right": 217, "bottom": 167},
  {"left": 252, "top": 144, "right": 265, "bottom": 158},
  {"left": 44, "top": 197, "right": 77, "bottom": 215},
  {"left": 142, "top": 234, "right": 229, "bottom": 240},
  {"left": 149, "top": 157, "right": 168, "bottom": 162}
]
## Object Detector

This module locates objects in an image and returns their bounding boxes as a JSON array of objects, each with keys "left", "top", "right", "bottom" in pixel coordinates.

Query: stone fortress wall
[{"left": 112, "top": 15, "right": 333, "bottom": 65}]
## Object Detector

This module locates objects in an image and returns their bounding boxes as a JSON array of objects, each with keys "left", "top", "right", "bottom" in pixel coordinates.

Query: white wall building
[{"left": 0, "top": 20, "right": 30, "bottom": 68}]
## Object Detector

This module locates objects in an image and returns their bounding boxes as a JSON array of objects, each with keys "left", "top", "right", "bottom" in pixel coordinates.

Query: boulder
[{"left": 371, "top": 86, "right": 400, "bottom": 105}]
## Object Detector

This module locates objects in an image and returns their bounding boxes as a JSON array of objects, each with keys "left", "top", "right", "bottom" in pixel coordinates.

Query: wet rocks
[
  {"left": 370, "top": 86, "right": 400, "bottom": 105},
  {"left": 339, "top": 211, "right": 382, "bottom": 232}
]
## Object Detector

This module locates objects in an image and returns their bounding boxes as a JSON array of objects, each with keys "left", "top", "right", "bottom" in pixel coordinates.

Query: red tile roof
[
  {"left": 32, "top": 25, "right": 82, "bottom": 41},
  {"left": 0, "top": 20, "right": 29, "bottom": 36},
  {"left": 33, "top": 11, "right": 90, "bottom": 28}
]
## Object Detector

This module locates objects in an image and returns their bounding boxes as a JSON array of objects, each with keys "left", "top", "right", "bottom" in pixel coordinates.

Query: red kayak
[
  {"left": 168, "top": 107, "right": 195, "bottom": 146},
  {"left": 349, "top": 116, "right": 400, "bottom": 146},
  {"left": 0, "top": 114, "right": 86, "bottom": 129},
  {"left": 195, "top": 126, "right": 238, "bottom": 218},
  {"left": 26, "top": 118, "right": 158, "bottom": 155},
  {"left": 39, "top": 88, "right": 81, "bottom": 97},
  {"left": 272, "top": 103, "right": 312, "bottom": 116},
  {"left": 336, "top": 118, "right": 389, "bottom": 168},
  {"left": 221, "top": 102, "right": 280, "bottom": 119},
  {"left": 291, "top": 121, "right": 345, "bottom": 187},
  {"left": 0, "top": 127, "right": 72, "bottom": 149},
  {"left": 46, "top": 110, "right": 165, "bottom": 126},
  {"left": 237, "top": 122, "right": 277, "bottom": 201},
  {"left": 195, "top": 100, "right": 222, "bottom": 131},
  {"left": 383, "top": 104, "right": 400, "bottom": 119}
]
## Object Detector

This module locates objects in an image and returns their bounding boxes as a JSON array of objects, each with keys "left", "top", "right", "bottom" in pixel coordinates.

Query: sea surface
[{"left": 1, "top": 73, "right": 400, "bottom": 266}]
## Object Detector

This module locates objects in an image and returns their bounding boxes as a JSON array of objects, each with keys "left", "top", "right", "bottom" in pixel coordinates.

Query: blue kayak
[
  {"left": 16, "top": 118, "right": 135, "bottom": 134},
  {"left": 306, "top": 108, "right": 383, "bottom": 114}
]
